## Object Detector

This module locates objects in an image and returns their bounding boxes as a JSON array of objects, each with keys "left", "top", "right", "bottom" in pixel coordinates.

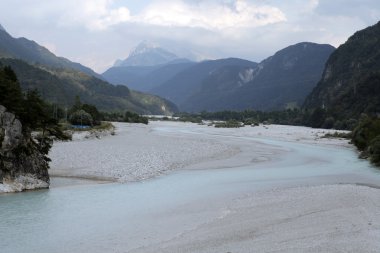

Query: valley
[{"left": 1, "top": 4, "right": 380, "bottom": 253}]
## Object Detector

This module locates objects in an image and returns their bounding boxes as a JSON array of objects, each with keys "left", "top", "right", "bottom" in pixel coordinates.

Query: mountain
[
  {"left": 0, "top": 27, "right": 177, "bottom": 115},
  {"left": 102, "top": 41, "right": 194, "bottom": 92},
  {"left": 114, "top": 41, "right": 180, "bottom": 67},
  {"left": 0, "top": 58, "right": 178, "bottom": 115},
  {"left": 151, "top": 58, "right": 258, "bottom": 110},
  {"left": 0, "top": 25, "right": 102, "bottom": 79},
  {"left": 304, "top": 21, "right": 380, "bottom": 119},
  {"left": 102, "top": 61, "right": 195, "bottom": 92},
  {"left": 152, "top": 43, "right": 334, "bottom": 112}
]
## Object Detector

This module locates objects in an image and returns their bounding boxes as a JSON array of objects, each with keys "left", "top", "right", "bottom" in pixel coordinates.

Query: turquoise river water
[{"left": 1, "top": 126, "right": 380, "bottom": 253}]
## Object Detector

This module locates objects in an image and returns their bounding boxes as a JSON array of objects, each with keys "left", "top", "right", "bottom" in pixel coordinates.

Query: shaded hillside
[
  {"left": 221, "top": 42, "right": 335, "bottom": 111},
  {"left": 0, "top": 27, "right": 102, "bottom": 79},
  {"left": 103, "top": 61, "right": 195, "bottom": 92},
  {"left": 304, "top": 21, "right": 380, "bottom": 119},
  {"left": 0, "top": 58, "right": 178, "bottom": 115},
  {"left": 151, "top": 58, "right": 258, "bottom": 107},
  {"left": 152, "top": 43, "right": 334, "bottom": 112}
]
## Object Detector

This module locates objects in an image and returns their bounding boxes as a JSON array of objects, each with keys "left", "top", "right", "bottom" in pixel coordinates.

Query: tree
[
  {"left": 22, "top": 90, "right": 49, "bottom": 129},
  {"left": 72, "top": 95, "right": 82, "bottom": 112},
  {"left": 82, "top": 103, "right": 101, "bottom": 125},
  {"left": 69, "top": 109, "right": 93, "bottom": 126},
  {"left": 0, "top": 66, "right": 24, "bottom": 116},
  {"left": 124, "top": 111, "right": 148, "bottom": 124},
  {"left": 0, "top": 66, "right": 70, "bottom": 163},
  {"left": 368, "top": 136, "right": 380, "bottom": 165},
  {"left": 309, "top": 108, "right": 326, "bottom": 128}
]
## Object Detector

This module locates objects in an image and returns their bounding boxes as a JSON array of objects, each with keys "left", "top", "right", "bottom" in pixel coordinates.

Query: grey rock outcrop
[{"left": 0, "top": 105, "right": 49, "bottom": 192}]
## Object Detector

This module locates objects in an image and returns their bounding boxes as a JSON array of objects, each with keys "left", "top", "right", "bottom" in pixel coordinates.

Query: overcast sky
[{"left": 0, "top": 0, "right": 379, "bottom": 72}]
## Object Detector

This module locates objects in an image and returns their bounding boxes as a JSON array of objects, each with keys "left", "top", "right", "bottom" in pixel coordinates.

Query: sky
[{"left": 0, "top": 0, "right": 379, "bottom": 73}]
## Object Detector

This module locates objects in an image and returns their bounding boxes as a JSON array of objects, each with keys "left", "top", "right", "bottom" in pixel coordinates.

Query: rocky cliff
[
  {"left": 0, "top": 105, "right": 49, "bottom": 193},
  {"left": 304, "top": 21, "right": 380, "bottom": 119}
]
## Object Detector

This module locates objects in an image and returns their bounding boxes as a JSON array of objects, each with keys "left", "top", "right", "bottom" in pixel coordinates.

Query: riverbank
[
  {"left": 49, "top": 121, "right": 351, "bottom": 182},
  {"left": 49, "top": 122, "right": 239, "bottom": 182},
  {"left": 3, "top": 121, "right": 380, "bottom": 252}
]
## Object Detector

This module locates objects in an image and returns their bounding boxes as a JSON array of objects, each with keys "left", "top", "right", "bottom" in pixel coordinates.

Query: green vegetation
[
  {"left": 0, "top": 66, "right": 70, "bottom": 162},
  {"left": 124, "top": 111, "right": 148, "bottom": 124},
  {"left": 175, "top": 109, "right": 318, "bottom": 129},
  {"left": 322, "top": 131, "right": 351, "bottom": 139},
  {"left": 178, "top": 115, "right": 202, "bottom": 124},
  {"left": 351, "top": 116, "right": 380, "bottom": 165},
  {"left": 302, "top": 21, "right": 380, "bottom": 166},
  {"left": 69, "top": 110, "right": 93, "bottom": 126},
  {"left": 0, "top": 58, "right": 178, "bottom": 115},
  {"left": 214, "top": 120, "right": 242, "bottom": 128},
  {"left": 67, "top": 96, "right": 102, "bottom": 126},
  {"left": 304, "top": 21, "right": 380, "bottom": 121}
]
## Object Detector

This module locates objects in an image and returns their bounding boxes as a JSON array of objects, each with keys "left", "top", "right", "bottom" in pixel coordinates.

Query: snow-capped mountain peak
[
  {"left": 114, "top": 41, "right": 179, "bottom": 67},
  {"left": 129, "top": 41, "right": 159, "bottom": 57}
]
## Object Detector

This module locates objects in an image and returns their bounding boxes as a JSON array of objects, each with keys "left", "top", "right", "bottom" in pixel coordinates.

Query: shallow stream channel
[{"left": 1, "top": 123, "right": 380, "bottom": 253}]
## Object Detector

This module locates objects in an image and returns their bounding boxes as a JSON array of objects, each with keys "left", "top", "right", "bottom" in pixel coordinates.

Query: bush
[
  {"left": 322, "top": 117, "right": 335, "bottom": 129},
  {"left": 124, "top": 111, "right": 148, "bottom": 124},
  {"left": 214, "top": 120, "right": 242, "bottom": 128},
  {"left": 69, "top": 110, "right": 93, "bottom": 126},
  {"left": 351, "top": 117, "right": 380, "bottom": 151},
  {"left": 309, "top": 108, "right": 326, "bottom": 128},
  {"left": 243, "top": 118, "right": 259, "bottom": 126},
  {"left": 178, "top": 116, "right": 202, "bottom": 123},
  {"left": 368, "top": 136, "right": 380, "bottom": 165}
]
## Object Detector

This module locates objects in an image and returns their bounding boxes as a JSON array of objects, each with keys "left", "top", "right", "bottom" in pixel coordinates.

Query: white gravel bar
[{"left": 48, "top": 121, "right": 380, "bottom": 252}]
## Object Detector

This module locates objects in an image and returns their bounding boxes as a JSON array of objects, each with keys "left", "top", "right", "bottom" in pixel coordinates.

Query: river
[{"left": 1, "top": 123, "right": 379, "bottom": 253}]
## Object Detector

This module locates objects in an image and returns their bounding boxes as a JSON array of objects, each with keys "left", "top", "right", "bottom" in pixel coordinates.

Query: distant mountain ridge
[
  {"left": 304, "top": 21, "right": 380, "bottom": 119},
  {"left": 103, "top": 61, "right": 195, "bottom": 91},
  {"left": 114, "top": 41, "right": 182, "bottom": 67},
  {"left": 151, "top": 43, "right": 335, "bottom": 112},
  {"left": 0, "top": 25, "right": 102, "bottom": 79},
  {"left": 103, "top": 41, "right": 195, "bottom": 92},
  {"left": 0, "top": 58, "right": 178, "bottom": 115},
  {"left": 151, "top": 58, "right": 259, "bottom": 110},
  {"left": 0, "top": 26, "right": 177, "bottom": 115},
  {"left": 103, "top": 42, "right": 334, "bottom": 112}
]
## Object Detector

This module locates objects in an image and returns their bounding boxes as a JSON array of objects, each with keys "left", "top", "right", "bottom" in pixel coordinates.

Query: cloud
[
  {"left": 1, "top": 0, "right": 285, "bottom": 32},
  {"left": 0, "top": 0, "right": 379, "bottom": 72},
  {"left": 55, "top": 0, "right": 131, "bottom": 30},
  {"left": 135, "top": 0, "right": 287, "bottom": 30},
  {"left": 0, "top": 0, "right": 131, "bottom": 31}
]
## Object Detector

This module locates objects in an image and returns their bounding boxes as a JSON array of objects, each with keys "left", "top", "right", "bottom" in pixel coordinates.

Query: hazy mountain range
[
  {"left": 113, "top": 41, "right": 183, "bottom": 67},
  {"left": 103, "top": 42, "right": 334, "bottom": 112},
  {"left": 0, "top": 26, "right": 177, "bottom": 115},
  {"left": 1, "top": 20, "right": 378, "bottom": 118},
  {"left": 0, "top": 27, "right": 102, "bottom": 79}
]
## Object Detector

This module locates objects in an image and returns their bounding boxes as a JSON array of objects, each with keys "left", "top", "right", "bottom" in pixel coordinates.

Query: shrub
[
  {"left": 322, "top": 117, "right": 335, "bottom": 129},
  {"left": 368, "top": 135, "right": 380, "bottom": 165},
  {"left": 69, "top": 110, "right": 93, "bottom": 126},
  {"left": 124, "top": 111, "right": 148, "bottom": 124},
  {"left": 215, "top": 120, "right": 242, "bottom": 128}
]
